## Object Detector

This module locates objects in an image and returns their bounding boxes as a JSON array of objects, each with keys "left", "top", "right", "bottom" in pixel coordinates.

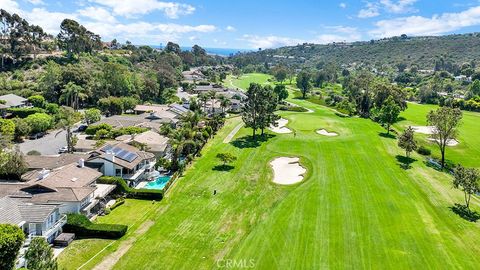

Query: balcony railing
[{"left": 43, "top": 215, "right": 67, "bottom": 238}]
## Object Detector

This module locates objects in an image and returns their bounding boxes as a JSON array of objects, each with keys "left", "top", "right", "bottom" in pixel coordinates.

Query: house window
[{"left": 115, "top": 168, "right": 122, "bottom": 176}]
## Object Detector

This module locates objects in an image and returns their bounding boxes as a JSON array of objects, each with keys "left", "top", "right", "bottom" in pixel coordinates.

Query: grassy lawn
[
  {"left": 395, "top": 102, "right": 480, "bottom": 169},
  {"left": 61, "top": 80, "right": 480, "bottom": 269},
  {"left": 225, "top": 73, "right": 273, "bottom": 90},
  {"left": 57, "top": 199, "right": 161, "bottom": 270}
]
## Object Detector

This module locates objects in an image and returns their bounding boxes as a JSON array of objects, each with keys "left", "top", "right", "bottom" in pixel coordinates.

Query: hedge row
[
  {"left": 98, "top": 176, "right": 163, "bottom": 200},
  {"left": 7, "top": 107, "right": 44, "bottom": 118},
  {"left": 63, "top": 213, "right": 127, "bottom": 239}
]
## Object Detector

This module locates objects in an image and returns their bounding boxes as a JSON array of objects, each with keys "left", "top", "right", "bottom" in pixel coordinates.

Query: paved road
[{"left": 18, "top": 129, "right": 67, "bottom": 155}]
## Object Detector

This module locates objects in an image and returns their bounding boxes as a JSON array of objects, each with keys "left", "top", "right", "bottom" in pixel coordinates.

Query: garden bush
[
  {"left": 7, "top": 107, "right": 44, "bottom": 118},
  {"left": 110, "top": 198, "right": 125, "bottom": 210},
  {"left": 63, "top": 213, "right": 127, "bottom": 239},
  {"left": 417, "top": 146, "right": 431, "bottom": 155}
]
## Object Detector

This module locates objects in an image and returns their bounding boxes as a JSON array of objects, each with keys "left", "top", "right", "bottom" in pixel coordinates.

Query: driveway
[{"left": 18, "top": 129, "right": 67, "bottom": 155}]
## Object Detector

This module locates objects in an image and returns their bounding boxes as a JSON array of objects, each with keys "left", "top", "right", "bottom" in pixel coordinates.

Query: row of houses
[{"left": 0, "top": 103, "right": 186, "bottom": 248}]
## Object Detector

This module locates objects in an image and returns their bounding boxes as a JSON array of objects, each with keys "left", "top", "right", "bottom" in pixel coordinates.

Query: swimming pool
[{"left": 144, "top": 176, "right": 171, "bottom": 190}]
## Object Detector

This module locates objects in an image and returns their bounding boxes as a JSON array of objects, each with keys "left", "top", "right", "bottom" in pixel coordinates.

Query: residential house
[
  {"left": 93, "top": 105, "right": 187, "bottom": 132},
  {"left": 86, "top": 142, "right": 157, "bottom": 187},
  {"left": 0, "top": 93, "right": 28, "bottom": 108},
  {"left": 0, "top": 161, "right": 115, "bottom": 216},
  {"left": 24, "top": 153, "right": 90, "bottom": 170},
  {"left": 115, "top": 130, "right": 169, "bottom": 158},
  {"left": 0, "top": 197, "right": 66, "bottom": 243}
]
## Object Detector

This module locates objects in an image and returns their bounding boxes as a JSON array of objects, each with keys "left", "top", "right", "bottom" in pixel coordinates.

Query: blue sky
[{"left": 2, "top": 0, "right": 480, "bottom": 49}]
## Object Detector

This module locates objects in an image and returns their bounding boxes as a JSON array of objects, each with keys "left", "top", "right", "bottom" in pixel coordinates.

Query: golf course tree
[
  {"left": 427, "top": 106, "right": 462, "bottom": 169},
  {"left": 398, "top": 126, "right": 417, "bottom": 158},
  {"left": 273, "top": 85, "right": 288, "bottom": 103},
  {"left": 377, "top": 96, "right": 401, "bottom": 135},
  {"left": 0, "top": 224, "right": 25, "bottom": 270},
  {"left": 258, "top": 85, "right": 280, "bottom": 136},
  {"left": 216, "top": 152, "right": 237, "bottom": 166},
  {"left": 452, "top": 165, "right": 479, "bottom": 214},
  {"left": 272, "top": 64, "right": 288, "bottom": 84},
  {"left": 25, "top": 237, "right": 58, "bottom": 270},
  {"left": 296, "top": 70, "right": 312, "bottom": 99},
  {"left": 242, "top": 83, "right": 279, "bottom": 138}
]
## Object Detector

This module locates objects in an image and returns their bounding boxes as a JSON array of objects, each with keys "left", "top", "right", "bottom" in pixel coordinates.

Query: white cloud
[
  {"left": 339, "top": 3, "right": 347, "bottom": 8},
  {"left": 369, "top": 6, "right": 480, "bottom": 37},
  {"left": 380, "top": 0, "right": 417, "bottom": 14},
  {"left": 240, "top": 34, "right": 304, "bottom": 49},
  {"left": 0, "top": 0, "right": 21, "bottom": 13},
  {"left": 89, "top": 0, "right": 195, "bottom": 19},
  {"left": 314, "top": 26, "right": 361, "bottom": 43},
  {"left": 225, "top": 25, "right": 236, "bottom": 32},
  {"left": 78, "top": 6, "right": 117, "bottom": 23},
  {"left": 27, "top": 0, "right": 45, "bottom": 5},
  {"left": 358, "top": 2, "right": 380, "bottom": 18}
]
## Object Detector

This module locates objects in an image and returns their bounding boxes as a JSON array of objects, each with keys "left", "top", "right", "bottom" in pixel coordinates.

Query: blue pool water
[{"left": 144, "top": 176, "right": 171, "bottom": 190}]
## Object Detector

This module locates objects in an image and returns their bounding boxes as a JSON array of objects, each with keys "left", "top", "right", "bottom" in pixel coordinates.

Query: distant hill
[{"left": 230, "top": 33, "right": 480, "bottom": 70}]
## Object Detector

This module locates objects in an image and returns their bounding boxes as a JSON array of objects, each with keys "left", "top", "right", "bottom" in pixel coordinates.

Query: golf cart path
[
  {"left": 91, "top": 220, "right": 155, "bottom": 270},
  {"left": 224, "top": 123, "right": 244, "bottom": 143}
]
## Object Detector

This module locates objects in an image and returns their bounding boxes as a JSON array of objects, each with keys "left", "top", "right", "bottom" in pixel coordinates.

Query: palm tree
[
  {"left": 218, "top": 95, "right": 231, "bottom": 114},
  {"left": 56, "top": 106, "right": 82, "bottom": 153},
  {"left": 208, "top": 90, "right": 217, "bottom": 114},
  {"left": 198, "top": 93, "right": 209, "bottom": 114},
  {"left": 180, "top": 111, "right": 201, "bottom": 127},
  {"left": 60, "top": 82, "right": 87, "bottom": 110}
]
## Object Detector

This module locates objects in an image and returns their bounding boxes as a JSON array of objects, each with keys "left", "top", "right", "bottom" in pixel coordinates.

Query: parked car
[
  {"left": 76, "top": 125, "right": 88, "bottom": 132},
  {"left": 29, "top": 132, "right": 45, "bottom": 140},
  {"left": 58, "top": 146, "right": 68, "bottom": 154}
]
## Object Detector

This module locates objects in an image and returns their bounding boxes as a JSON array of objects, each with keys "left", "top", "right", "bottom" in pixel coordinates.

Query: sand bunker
[
  {"left": 270, "top": 157, "right": 306, "bottom": 185},
  {"left": 269, "top": 118, "right": 292, "bottom": 134},
  {"left": 316, "top": 129, "right": 338, "bottom": 136},
  {"left": 411, "top": 126, "right": 436, "bottom": 135},
  {"left": 428, "top": 138, "right": 459, "bottom": 146}
]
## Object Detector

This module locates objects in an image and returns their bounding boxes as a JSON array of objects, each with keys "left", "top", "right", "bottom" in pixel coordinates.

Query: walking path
[{"left": 223, "top": 123, "right": 244, "bottom": 143}]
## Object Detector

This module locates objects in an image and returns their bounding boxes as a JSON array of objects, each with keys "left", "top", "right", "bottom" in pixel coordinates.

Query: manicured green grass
[
  {"left": 225, "top": 73, "right": 273, "bottom": 90},
  {"left": 57, "top": 199, "right": 160, "bottom": 270},
  {"left": 395, "top": 102, "right": 480, "bottom": 168},
  {"left": 61, "top": 84, "right": 480, "bottom": 269}
]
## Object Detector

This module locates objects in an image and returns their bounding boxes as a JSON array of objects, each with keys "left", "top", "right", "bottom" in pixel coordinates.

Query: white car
[{"left": 58, "top": 146, "right": 68, "bottom": 153}]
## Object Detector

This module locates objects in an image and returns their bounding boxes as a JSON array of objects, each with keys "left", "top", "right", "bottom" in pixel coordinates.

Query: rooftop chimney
[{"left": 78, "top": 158, "right": 85, "bottom": 168}]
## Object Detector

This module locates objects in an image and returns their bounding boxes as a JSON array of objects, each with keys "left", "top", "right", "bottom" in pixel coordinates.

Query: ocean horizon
[{"left": 148, "top": 45, "right": 252, "bottom": 57}]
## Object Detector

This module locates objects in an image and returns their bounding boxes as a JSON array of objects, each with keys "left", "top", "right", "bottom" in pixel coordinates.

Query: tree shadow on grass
[
  {"left": 450, "top": 204, "right": 480, "bottom": 222},
  {"left": 395, "top": 155, "right": 416, "bottom": 170},
  {"left": 230, "top": 134, "right": 276, "bottom": 149},
  {"left": 212, "top": 164, "right": 235, "bottom": 172},
  {"left": 379, "top": 132, "right": 396, "bottom": 139}
]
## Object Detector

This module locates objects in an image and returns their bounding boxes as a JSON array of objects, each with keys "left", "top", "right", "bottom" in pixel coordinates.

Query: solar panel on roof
[
  {"left": 124, "top": 152, "right": 138, "bottom": 162},
  {"left": 101, "top": 145, "right": 113, "bottom": 152},
  {"left": 116, "top": 149, "right": 128, "bottom": 158}
]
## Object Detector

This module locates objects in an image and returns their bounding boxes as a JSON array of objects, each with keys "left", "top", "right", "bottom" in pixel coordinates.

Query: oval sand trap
[
  {"left": 428, "top": 138, "right": 459, "bottom": 146},
  {"left": 269, "top": 118, "right": 292, "bottom": 134},
  {"left": 270, "top": 157, "right": 306, "bottom": 185},
  {"left": 317, "top": 129, "right": 338, "bottom": 136},
  {"left": 411, "top": 126, "right": 436, "bottom": 135}
]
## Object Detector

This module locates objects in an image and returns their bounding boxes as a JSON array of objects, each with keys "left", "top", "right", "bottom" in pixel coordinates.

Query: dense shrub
[
  {"left": 417, "top": 146, "right": 431, "bottom": 155},
  {"left": 7, "top": 107, "right": 44, "bottom": 118},
  {"left": 110, "top": 198, "right": 125, "bottom": 210},
  {"left": 0, "top": 224, "right": 25, "bottom": 270},
  {"left": 85, "top": 123, "right": 113, "bottom": 135},
  {"left": 98, "top": 176, "right": 163, "bottom": 200},
  {"left": 63, "top": 213, "right": 127, "bottom": 239}
]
